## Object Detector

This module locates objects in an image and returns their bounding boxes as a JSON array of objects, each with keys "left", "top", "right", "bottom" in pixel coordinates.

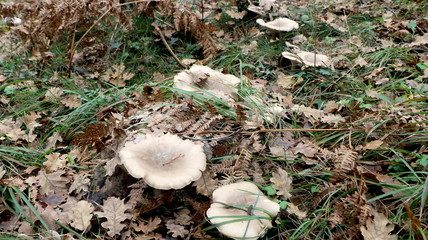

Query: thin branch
[
  {"left": 177, "top": 128, "right": 364, "bottom": 136},
  {"left": 153, "top": 23, "right": 187, "bottom": 69}
]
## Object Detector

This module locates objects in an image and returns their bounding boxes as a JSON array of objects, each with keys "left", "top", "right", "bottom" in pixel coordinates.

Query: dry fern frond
[
  {"left": 334, "top": 146, "right": 358, "bottom": 174},
  {"left": 156, "top": 0, "right": 220, "bottom": 61}
]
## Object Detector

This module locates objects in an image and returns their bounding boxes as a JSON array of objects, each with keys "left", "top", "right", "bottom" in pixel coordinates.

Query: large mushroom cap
[
  {"left": 173, "top": 65, "right": 241, "bottom": 101},
  {"left": 206, "top": 182, "right": 280, "bottom": 240},
  {"left": 256, "top": 18, "right": 299, "bottom": 32},
  {"left": 282, "top": 51, "right": 330, "bottom": 67},
  {"left": 119, "top": 133, "right": 206, "bottom": 190}
]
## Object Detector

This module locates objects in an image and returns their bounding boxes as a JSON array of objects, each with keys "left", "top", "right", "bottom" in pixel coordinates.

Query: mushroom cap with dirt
[
  {"left": 256, "top": 18, "right": 299, "bottom": 32},
  {"left": 206, "top": 181, "right": 280, "bottom": 240},
  {"left": 119, "top": 133, "right": 206, "bottom": 190},
  {"left": 282, "top": 51, "right": 330, "bottom": 67}
]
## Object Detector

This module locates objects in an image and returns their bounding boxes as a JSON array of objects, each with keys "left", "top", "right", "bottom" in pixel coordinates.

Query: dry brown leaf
[
  {"left": 287, "top": 203, "right": 307, "bottom": 219},
  {"left": 358, "top": 140, "right": 384, "bottom": 150},
  {"left": 35, "top": 203, "right": 60, "bottom": 230},
  {"left": 360, "top": 211, "right": 397, "bottom": 240},
  {"left": 38, "top": 170, "right": 70, "bottom": 196},
  {"left": 0, "top": 118, "right": 26, "bottom": 141},
  {"left": 133, "top": 216, "right": 162, "bottom": 234},
  {"left": 166, "top": 220, "right": 189, "bottom": 238},
  {"left": 173, "top": 209, "right": 193, "bottom": 225},
  {"left": 292, "top": 142, "right": 318, "bottom": 158},
  {"left": 95, "top": 197, "right": 132, "bottom": 237},
  {"left": 61, "top": 95, "right": 82, "bottom": 108},
  {"left": 68, "top": 172, "right": 91, "bottom": 194},
  {"left": 102, "top": 63, "right": 133, "bottom": 87},
  {"left": 44, "top": 131, "right": 63, "bottom": 150},
  {"left": 45, "top": 87, "right": 63, "bottom": 100},
  {"left": 43, "top": 153, "right": 68, "bottom": 173},
  {"left": 225, "top": 10, "right": 247, "bottom": 19},
  {"left": 270, "top": 168, "right": 293, "bottom": 199},
  {"left": 192, "top": 169, "right": 218, "bottom": 197},
  {"left": 69, "top": 200, "right": 94, "bottom": 231}
]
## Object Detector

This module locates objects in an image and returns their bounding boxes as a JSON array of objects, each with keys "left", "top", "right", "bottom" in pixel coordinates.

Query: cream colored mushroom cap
[
  {"left": 282, "top": 51, "right": 330, "bottom": 67},
  {"left": 119, "top": 133, "right": 206, "bottom": 190},
  {"left": 256, "top": 18, "right": 299, "bottom": 31},
  {"left": 206, "top": 182, "right": 280, "bottom": 240},
  {"left": 173, "top": 65, "right": 241, "bottom": 101}
]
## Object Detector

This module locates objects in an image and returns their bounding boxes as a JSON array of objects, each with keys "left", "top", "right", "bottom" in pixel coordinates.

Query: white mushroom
[
  {"left": 119, "top": 133, "right": 206, "bottom": 190},
  {"left": 206, "top": 182, "right": 280, "bottom": 240},
  {"left": 256, "top": 18, "right": 299, "bottom": 32},
  {"left": 173, "top": 65, "right": 241, "bottom": 102},
  {"left": 282, "top": 51, "right": 331, "bottom": 67}
]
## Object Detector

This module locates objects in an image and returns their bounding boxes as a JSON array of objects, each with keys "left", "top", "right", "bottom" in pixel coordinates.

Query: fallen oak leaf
[
  {"left": 165, "top": 220, "right": 189, "bottom": 238},
  {"left": 69, "top": 200, "right": 94, "bottom": 231},
  {"left": 95, "top": 197, "right": 132, "bottom": 237},
  {"left": 133, "top": 216, "right": 161, "bottom": 234},
  {"left": 360, "top": 211, "right": 397, "bottom": 240}
]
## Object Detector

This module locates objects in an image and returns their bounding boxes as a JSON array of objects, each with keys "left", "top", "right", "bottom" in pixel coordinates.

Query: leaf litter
[{"left": 0, "top": 0, "right": 427, "bottom": 239}]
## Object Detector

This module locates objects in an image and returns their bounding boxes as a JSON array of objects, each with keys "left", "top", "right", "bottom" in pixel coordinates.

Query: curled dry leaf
[
  {"left": 270, "top": 168, "right": 293, "bottom": 199},
  {"left": 68, "top": 172, "right": 91, "bottom": 194},
  {"left": 61, "top": 95, "right": 82, "bottom": 108},
  {"left": 95, "top": 197, "right": 132, "bottom": 237},
  {"left": 69, "top": 200, "right": 94, "bottom": 231},
  {"left": 360, "top": 211, "right": 398, "bottom": 240}
]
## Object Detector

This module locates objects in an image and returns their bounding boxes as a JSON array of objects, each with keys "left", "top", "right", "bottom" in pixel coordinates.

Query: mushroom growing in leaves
[
  {"left": 119, "top": 133, "right": 206, "bottom": 190},
  {"left": 282, "top": 51, "right": 331, "bottom": 67},
  {"left": 256, "top": 18, "right": 299, "bottom": 32},
  {"left": 206, "top": 182, "right": 280, "bottom": 240}
]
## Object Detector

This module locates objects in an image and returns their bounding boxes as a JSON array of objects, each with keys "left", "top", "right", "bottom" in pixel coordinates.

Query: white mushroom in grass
[
  {"left": 119, "top": 133, "right": 206, "bottom": 190},
  {"left": 206, "top": 182, "right": 280, "bottom": 240},
  {"left": 256, "top": 18, "right": 299, "bottom": 32},
  {"left": 282, "top": 51, "right": 331, "bottom": 67}
]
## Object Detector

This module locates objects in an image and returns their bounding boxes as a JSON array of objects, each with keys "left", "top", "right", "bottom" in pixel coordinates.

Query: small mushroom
[
  {"left": 206, "top": 182, "right": 280, "bottom": 240},
  {"left": 119, "top": 133, "right": 206, "bottom": 190},
  {"left": 256, "top": 18, "right": 299, "bottom": 32},
  {"left": 282, "top": 51, "right": 330, "bottom": 67}
]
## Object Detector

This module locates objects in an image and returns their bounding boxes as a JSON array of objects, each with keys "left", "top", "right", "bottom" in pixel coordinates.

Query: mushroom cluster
[
  {"left": 206, "top": 182, "right": 280, "bottom": 240},
  {"left": 119, "top": 133, "right": 206, "bottom": 190}
]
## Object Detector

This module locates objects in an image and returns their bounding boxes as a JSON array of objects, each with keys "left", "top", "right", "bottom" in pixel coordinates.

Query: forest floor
[{"left": 0, "top": 0, "right": 427, "bottom": 239}]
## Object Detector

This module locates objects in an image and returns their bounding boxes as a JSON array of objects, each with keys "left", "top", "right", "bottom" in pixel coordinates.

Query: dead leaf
[
  {"left": 133, "top": 216, "right": 162, "bottom": 234},
  {"left": 69, "top": 200, "right": 94, "bottom": 231},
  {"left": 95, "top": 197, "right": 132, "bottom": 237},
  {"left": 287, "top": 203, "right": 307, "bottom": 219},
  {"left": 0, "top": 165, "right": 6, "bottom": 179},
  {"left": 38, "top": 170, "right": 70, "bottom": 196},
  {"left": 45, "top": 87, "right": 63, "bottom": 100},
  {"left": 270, "top": 168, "right": 293, "bottom": 199},
  {"left": 61, "top": 95, "right": 82, "bottom": 108},
  {"left": 360, "top": 211, "right": 397, "bottom": 240},
  {"left": 361, "top": 140, "right": 384, "bottom": 150},
  {"left": 173, "top": 209, "right": 193, "bottom": 225},
  {"left": 192, "top": 169, "right": 218, "bottom": 197},
  {"left": 166, "top": 220, "right": 189, "bottom": 238},
  {"left": 68, "top": 172, "right": 91, "bottom": 194},
  {"left": 292, "top": 142, "right": 318, "bottom": 158},
  {"left": 43, "top": 153, "right": 68, "bottom": 173}
]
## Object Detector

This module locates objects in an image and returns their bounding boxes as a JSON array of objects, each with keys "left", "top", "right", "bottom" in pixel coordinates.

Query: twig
[
  {"left": 153, "top": 23, "right": 187, "bottom": 69},
  {"left": 177, "top": 128, "right": 363, "bottom": 136}
]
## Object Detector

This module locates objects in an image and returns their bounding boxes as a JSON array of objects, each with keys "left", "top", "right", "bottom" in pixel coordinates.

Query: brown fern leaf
[
  {"left": 211, "top": 156, "right": 237, "bottom": 175},
  {"left": 334, "top": 147, "right": 358, "bottom": 174},
  {"left": 186, "top": 112, "right": 223, "bottom": 133},
  {"left": 168, "top": 2, "right": 220, "bottom": 61},
  {"left": 236, "top": 104, "right": 247, "bottom": 122}
]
